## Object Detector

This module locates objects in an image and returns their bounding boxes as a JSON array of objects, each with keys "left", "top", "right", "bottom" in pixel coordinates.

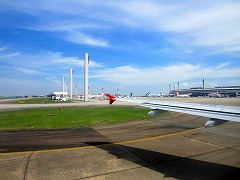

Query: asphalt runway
[{"left": 0, "top": 98, "right": 240, "bottom": 179}]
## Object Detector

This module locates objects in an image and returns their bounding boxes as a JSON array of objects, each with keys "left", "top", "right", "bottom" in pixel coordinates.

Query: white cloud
[
  {"left": 0, "top": 52, "right": 20, "bottom": 59},
  {"left": 91, "top": 63, "right": 240, "bottom": 86},
  {"left": 181, "top": 82, "right": 190, "bottom": 88},
  {"left": 0, "top": 51, "right": 102, "bottom": 68},
  {"left": 28, "top": 22, "right": 109, "bottom": 47},
  {"left": 31, "top": 22, "right": 106, "bottom": 32},
  {"left": 15, "top": 67, "right": 40, "bottom": 75},
  {"left": 112, "top": 0, "right": 240, "bottom": 53},
  {"left": 3, "top": 0, "right": 240, "bottom": 52},
  {"left": 65, "top": 31, "right": 108, "bottom": 47},
  {"left": 0, "top": 46, "right": 9, "bottom": 51},
  {"left": 52, "top": 53, "right": 103, "bottom": 68}
]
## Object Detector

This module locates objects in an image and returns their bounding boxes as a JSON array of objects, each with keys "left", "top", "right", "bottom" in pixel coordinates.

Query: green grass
[
  {"left": 0, "top": 106, "right": 167, "bottom": 131},
  {"left": 11, "top": 98, "right": 72, "bottom": 104}
]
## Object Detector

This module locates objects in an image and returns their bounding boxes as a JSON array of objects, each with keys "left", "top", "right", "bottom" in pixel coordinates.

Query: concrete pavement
[{"left": 1, "top": 111, "right": 240, "bottom": 179}]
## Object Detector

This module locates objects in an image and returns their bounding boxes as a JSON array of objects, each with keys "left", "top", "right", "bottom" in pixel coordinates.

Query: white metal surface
[{"left": 117, "top": 97, "right": 240, "bottom": 124}]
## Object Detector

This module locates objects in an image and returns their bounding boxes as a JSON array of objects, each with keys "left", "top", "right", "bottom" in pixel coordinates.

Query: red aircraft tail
[{"left": 106, "top": 94, "right": 116, "bottom": 104}]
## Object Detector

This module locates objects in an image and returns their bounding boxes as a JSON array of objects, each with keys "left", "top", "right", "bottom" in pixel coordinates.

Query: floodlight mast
[
  {"left": 62, "top": 76, "right": 65, "bottom": 92},
  {"left": 84, "top": 53, "right": 89, "bottom": 101},
  {"left": 70, "top": 68, "right": 73, "bottom": 99}
]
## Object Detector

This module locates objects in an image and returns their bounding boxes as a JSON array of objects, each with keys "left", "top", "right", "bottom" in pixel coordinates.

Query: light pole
[
  {"left": 70, "top": 68, "right": 73, "bottom": 99},
  {"left": 84, "top": 53, "right": 89, "bottom": 101}
]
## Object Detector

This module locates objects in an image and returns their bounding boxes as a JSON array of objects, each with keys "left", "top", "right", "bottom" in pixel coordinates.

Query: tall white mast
[
  {"left": 62, "top": 76, "right": 65, "bottom": 92},
  {"left": 84, "top": 53, "right": 89, "bottom": 101},
  {"left": 70, "top": 68, "right": 73, "bottom": 99}
]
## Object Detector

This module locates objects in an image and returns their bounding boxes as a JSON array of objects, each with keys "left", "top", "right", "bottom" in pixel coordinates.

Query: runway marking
[{"left": 0, "top": 127, "right": 203, "bottom": 155}]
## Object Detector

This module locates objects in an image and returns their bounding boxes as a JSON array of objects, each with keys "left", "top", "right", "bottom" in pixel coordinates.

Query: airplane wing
[{"left": 106, "top": 94, "right": 240, "bottom": 127}]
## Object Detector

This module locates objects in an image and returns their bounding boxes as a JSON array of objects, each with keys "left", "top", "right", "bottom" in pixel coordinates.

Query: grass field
[{"left": 0, "top": 106, "right": 167, "bottom": 131}]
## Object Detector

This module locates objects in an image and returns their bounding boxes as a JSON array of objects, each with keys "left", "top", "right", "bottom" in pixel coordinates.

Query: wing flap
[
  {"left": 205, "top": 118, "right": 228, "bottom": 127},
  {"left": 140, "top": 101, "right": 240, "bottom": 122}
]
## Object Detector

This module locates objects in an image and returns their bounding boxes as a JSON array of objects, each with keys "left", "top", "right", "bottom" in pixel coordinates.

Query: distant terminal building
[{"left": 170, "top": 86, "right": 240, "bottom": 97}]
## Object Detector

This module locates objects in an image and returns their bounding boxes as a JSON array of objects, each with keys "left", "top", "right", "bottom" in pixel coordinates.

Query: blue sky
[{"left": 0, "top": 0, "right": 240, "bottom": 96}]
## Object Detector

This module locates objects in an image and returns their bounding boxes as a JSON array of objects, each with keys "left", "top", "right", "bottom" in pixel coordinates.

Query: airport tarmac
[
  {"left": 0, "top": 97, "right": 240, "bottom": 112},
  {"left": 0, "top": 98, "right": 240, "bottom": 179}
]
